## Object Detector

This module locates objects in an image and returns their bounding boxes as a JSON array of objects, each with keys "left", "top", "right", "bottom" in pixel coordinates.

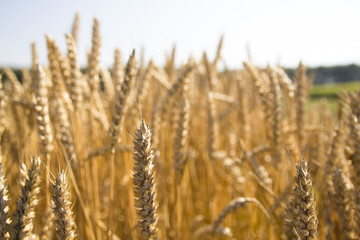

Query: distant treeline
[
  {"left": 285, "top": 64, "right": 360, "bottom": 84},
  {"left": 2, "top": 64, "right": 360, "bottom": 85}
]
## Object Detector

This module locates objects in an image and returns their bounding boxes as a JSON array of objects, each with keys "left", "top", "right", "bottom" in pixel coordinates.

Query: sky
[{"left": 1, "top": 0, "right": 360, "bottom": 69}]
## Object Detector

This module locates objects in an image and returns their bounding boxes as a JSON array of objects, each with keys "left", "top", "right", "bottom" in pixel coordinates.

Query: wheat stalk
[{"left": 196, "top": 197, "right": 269, "bottom": 238}]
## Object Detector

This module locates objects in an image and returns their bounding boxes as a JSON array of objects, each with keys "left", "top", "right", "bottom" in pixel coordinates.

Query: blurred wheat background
[{"left": 1, "top": 1, "right": 360, "bottom": 240}]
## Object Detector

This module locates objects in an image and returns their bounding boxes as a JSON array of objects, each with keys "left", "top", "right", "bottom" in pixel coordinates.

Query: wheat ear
[
  {"left": 46, "top": 35, "right": 74, "bottom": 113},
  {"left": 160, "top": 65, "right": 192, "bottom": 114},
  {"left": 52, "top": 171, "right": 77, "bottom": 240},
  {"left": 87, "top": 18, "right": 101, "bottom": 92},
  {"left": 3, "top": 68, "right": 23, "bottom": 97},
  {"left": 165, "top": 45, "right": 176, "bottom": 82},
  {"left": 33, "top": 65, "right": 54, "bottom": 156},
  {"left": 21, "top": 68, "right": 32, "bottom": 92},
  {"left": 267, "top": 65, "right": 282, "bottom": 164},
  {"left": 71, "top": 12, "right": 79, "bottom": 44},
  {"left": 213, "top": 34, "right": 224, "bottom": 66},
  {"left": 10, "top": 156, "right": 41, "bottom": 240},
  {"left": 112, "top": 48, "right": 124, "bottom": 94},
  {"left": 295, "top": 62, "right": 308, "bottom": 150},
  {"left": 49, "top": 36, "right": 71, "bottom": 90},
  {"left": 33, "top": 65, "right": 53, "bottom": 204},
  {"left": 294, "top": 158, "right": 318, "bottom": 240},
  {"left": 243, "top": 62, "right": 271, "bottom": 117},
  {"left": 100, "top": 66, "right": 115, "bottom": 104},
  {"left": 31, "top": 43, "right": 39, "bottom": 80},
  {"left": 109, "top": 49, "right": 137, "bottom": 146},
  {"left": 333, "top": 167, "right": 357, "bottom": 240},
  {"left": 65, "top": 33, "right": 82, "bottom": 110},
  {"left": 173, "top": 98, "right": 190, "bottom": 183},
  {"left": 133, "top": 120, "right": 158, "bottom": 240}
]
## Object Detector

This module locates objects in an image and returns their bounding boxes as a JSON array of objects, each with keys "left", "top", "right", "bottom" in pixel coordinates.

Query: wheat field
[{"left": 0, "top": 13, "right": 359, "bottom": 240}]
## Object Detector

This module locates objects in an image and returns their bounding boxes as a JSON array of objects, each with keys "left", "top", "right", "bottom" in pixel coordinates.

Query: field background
[
  {"left": 309, "top": 81, "right": 360, "bottom": 113},
  {"left": 1, "top": 2, "right": 360, "bottom": 239}
]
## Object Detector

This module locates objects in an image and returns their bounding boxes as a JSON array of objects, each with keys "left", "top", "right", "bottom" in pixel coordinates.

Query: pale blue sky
[{"left": 1, "top": 0, "right": 360, "bottom": 68}]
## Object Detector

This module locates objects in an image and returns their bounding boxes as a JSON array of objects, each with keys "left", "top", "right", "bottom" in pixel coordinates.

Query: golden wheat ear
[
  {"left": 213, "top": 34, "right": 224, "bottom": 66},
  {"left": 295, "top": 63, "right": 308, "bottom": 150},
  {"left": 109, "top": 49, "right": 137, "bottom": 146},
  {"left": 10, "top": 156, "right": 41, "bottom": 240},
  {"left": 71, "top": 12, "right": 80, "bottom": 44},
  {"left": 133, "top": 120, "right": 158, "bottom": 240},
  {"left": 52, "top": 171, "right": 76, "bottom": 240},
  {"left": 87, "top": 17, "right": 101, "bottom": 92},
  {"left": 33, "top": 65, "right": 53, "bottom": 205},
  {"left": 173, "top": 98, "right": 190, "bottom": 184},
  {"left": 333, "top": 167, "right": 357, "bottom": 240},
  {"left": 293, "top": 158, "right": 318, "bottom": 240},
  {"left": 65, "top": 33, "right": 83, "bottom": 111}
]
